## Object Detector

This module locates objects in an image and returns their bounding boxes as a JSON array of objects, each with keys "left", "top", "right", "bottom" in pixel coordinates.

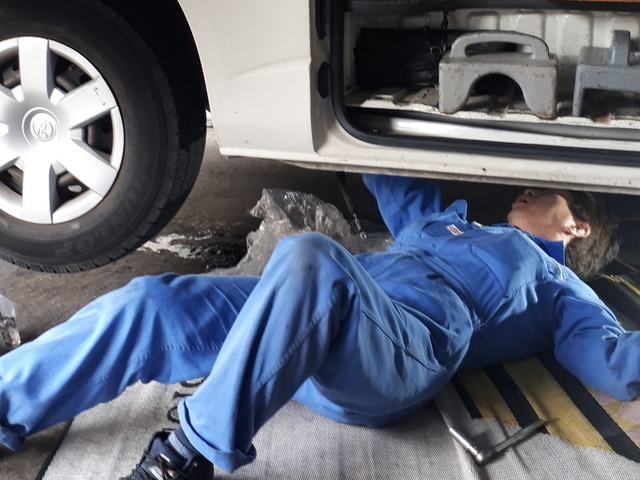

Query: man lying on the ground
[{"left": 0, "top": 174, "right": 633, "bottom": 480}]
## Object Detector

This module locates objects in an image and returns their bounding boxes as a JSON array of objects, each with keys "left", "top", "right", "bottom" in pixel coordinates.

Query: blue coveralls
[{"left": 0, "top": 174, "right": 639, "bottom": 472}]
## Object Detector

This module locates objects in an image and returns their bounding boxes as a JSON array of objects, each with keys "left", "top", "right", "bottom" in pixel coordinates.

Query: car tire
[{"left": 0, "top": 0, "right": 205, "bottom": 272}]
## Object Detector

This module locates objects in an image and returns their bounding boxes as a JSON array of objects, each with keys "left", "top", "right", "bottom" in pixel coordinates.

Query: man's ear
[{"left": 569, "top": 220, "right": 591, "bottom": 239}]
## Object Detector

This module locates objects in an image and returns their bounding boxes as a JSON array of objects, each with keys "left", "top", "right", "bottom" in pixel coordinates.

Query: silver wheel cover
[{"left": 0, "top": 37, "right": 124, "bottom": 224}]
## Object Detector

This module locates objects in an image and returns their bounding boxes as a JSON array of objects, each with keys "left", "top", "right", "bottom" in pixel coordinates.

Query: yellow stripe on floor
[
  {"left": 457, "top": 369, "right": 518, "bottom": 427},
  {"left": 504, "top": 358, "right": 612, "bottom": 452}
]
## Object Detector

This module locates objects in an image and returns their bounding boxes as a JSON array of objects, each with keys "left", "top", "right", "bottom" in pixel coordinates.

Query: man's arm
[
  {"left": 554, "top": 289, "right": 640, "bottom": 401},
  {"left": 361, "top": 174, "right": 444, "bottom": 238}
]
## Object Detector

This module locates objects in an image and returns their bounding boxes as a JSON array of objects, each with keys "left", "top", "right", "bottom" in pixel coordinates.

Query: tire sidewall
[{"left": 0, "top": 0, "right": 179, "bottom": 268}]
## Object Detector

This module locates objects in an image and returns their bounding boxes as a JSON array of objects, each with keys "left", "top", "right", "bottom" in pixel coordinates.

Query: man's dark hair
[{"left": 565, "top": 191, "right": 620, "bottom": 280}]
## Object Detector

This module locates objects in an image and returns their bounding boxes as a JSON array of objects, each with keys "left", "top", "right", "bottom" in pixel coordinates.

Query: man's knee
[
  {"left": 270, "top": 233, "right": 345, "bottom": 274},
  {"left": 120, "top": 274, "right": 178, "bottom": 303},
  {"left": 85, "top": 274, "right": 179, "bottom": 328},
  {"left": 128, "top": 272, "right": 180, "bottom": 286},
  {"left": 275, "top": 233, "right": 341, "bottom": 259}
]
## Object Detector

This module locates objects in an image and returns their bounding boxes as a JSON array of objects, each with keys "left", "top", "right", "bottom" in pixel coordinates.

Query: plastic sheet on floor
[{"left": 209, "top": 188, "right": 392, "bottom": 277}]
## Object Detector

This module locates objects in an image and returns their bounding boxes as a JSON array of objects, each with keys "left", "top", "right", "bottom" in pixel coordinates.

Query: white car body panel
[
  {"left": 178, "top": 0, "right": 319, "bottom": 158},
  {"left": 178, "top": 0, "right": 640, "bottom": 193}
]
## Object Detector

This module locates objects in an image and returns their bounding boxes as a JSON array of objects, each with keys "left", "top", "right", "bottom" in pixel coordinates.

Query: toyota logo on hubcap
[{"left": 29, "top": 112, "right": 59, "bottom": 143}]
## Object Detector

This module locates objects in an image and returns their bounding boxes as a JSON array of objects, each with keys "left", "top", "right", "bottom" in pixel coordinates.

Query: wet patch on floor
[{"left": 139, "top": 231, "right": 247, "bottom": 270}]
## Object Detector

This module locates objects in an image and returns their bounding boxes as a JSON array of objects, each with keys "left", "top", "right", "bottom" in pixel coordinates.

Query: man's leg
[
  {"left": 0, "top": 273, "right": 258, "bottom": 451},
  {"left": 175, "top": 233, "right": 473, "bottom": 473}
]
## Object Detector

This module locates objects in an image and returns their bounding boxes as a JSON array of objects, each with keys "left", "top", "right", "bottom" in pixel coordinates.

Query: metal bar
[{"left": 449, "top": 419, "right": 546, "bottom": 465}]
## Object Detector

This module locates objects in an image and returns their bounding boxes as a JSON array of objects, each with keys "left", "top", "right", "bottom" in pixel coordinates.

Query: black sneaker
[{"left": 121, "top": 430, "right": 214, "bottom": 480}]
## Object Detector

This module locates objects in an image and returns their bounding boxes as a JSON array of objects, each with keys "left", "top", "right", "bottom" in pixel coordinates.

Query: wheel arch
[{"left": 100, "top": 0, "right": 209, "bottom": 147}]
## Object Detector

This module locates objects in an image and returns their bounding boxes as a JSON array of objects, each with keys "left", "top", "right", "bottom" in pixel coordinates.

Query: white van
[{"left": 0, "top": 0, "right": 638, "bottom": 271}]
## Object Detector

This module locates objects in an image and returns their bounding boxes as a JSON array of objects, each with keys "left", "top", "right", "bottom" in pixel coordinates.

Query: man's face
[{"left": 507, "top": 189, "right": 589, "bottom": 243}]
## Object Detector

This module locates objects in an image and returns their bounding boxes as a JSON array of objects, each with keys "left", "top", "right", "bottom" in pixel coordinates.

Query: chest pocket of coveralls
[
  {"left": 472, "top": 230, "right": 554, "bottom": 295},
  {"left": 439, "top": 228, "right": 556, "bottom": 318}
]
